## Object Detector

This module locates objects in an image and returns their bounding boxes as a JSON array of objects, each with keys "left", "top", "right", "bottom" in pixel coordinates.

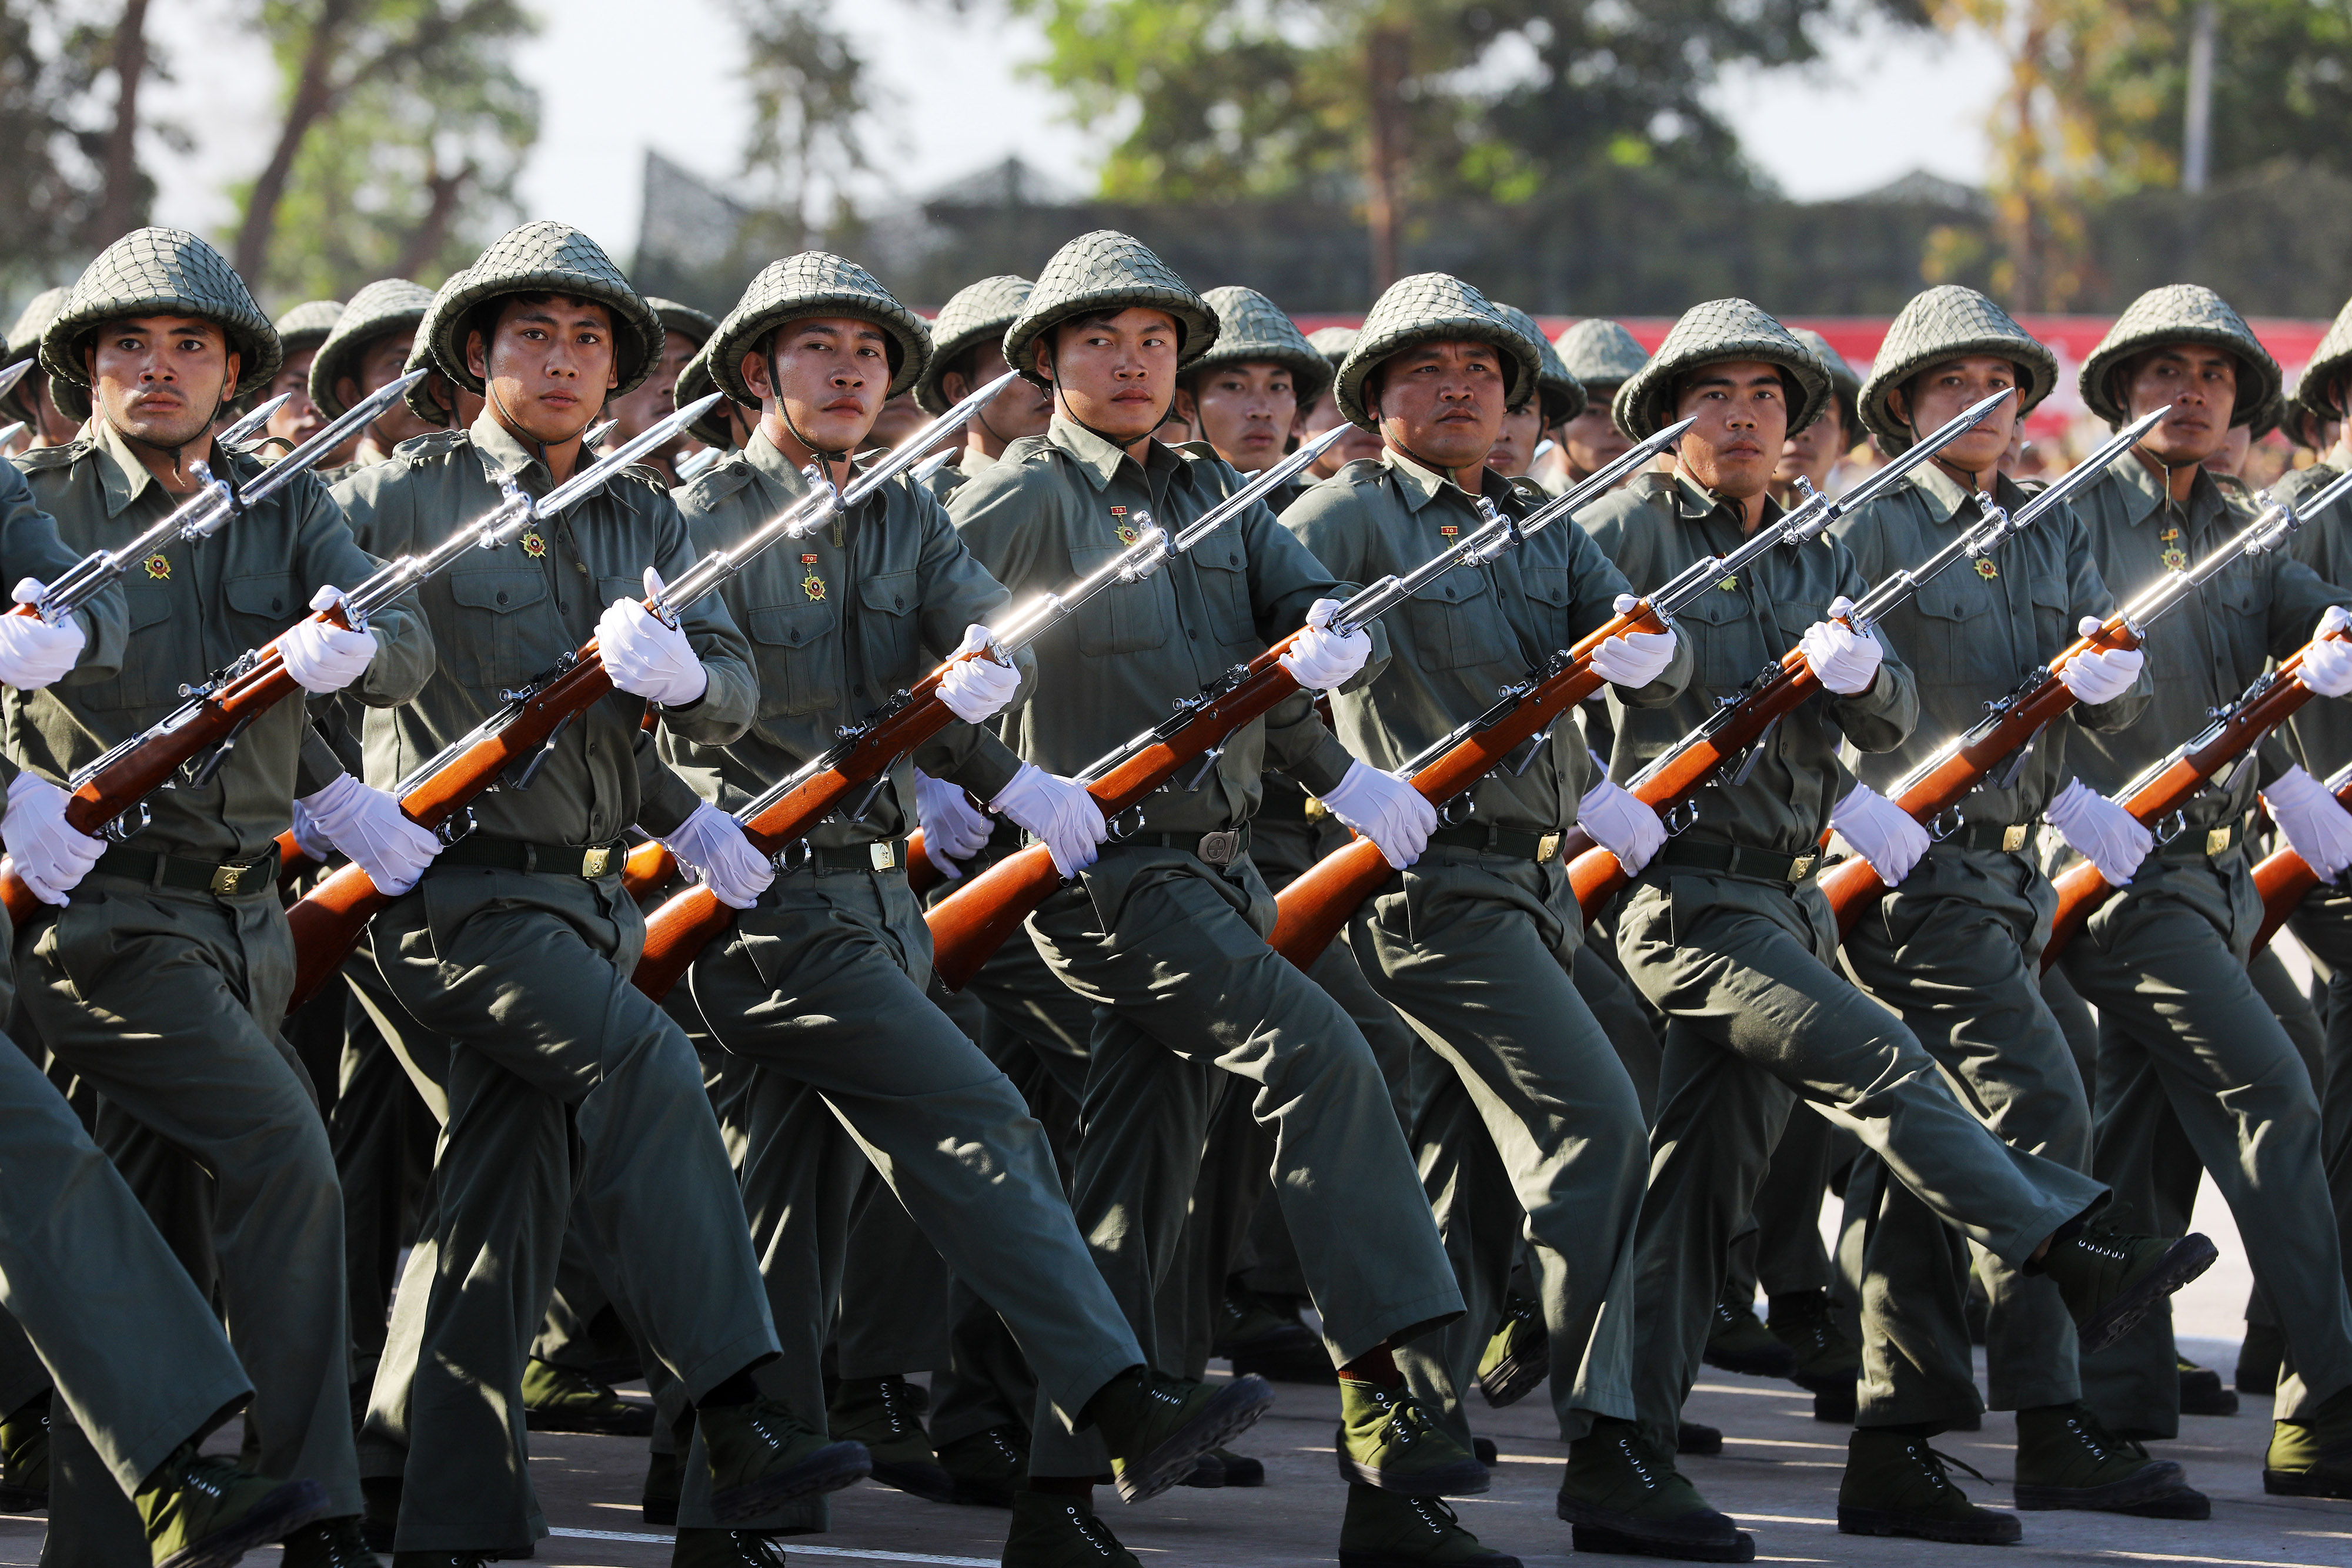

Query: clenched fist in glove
[
  {"left": 280, "top": 586, "right": 380, "bottom": 694},
  {"left": 2, "top": 774, "right": 102, "bottom": 905},
  {"left": 1588, "top": 594, "right": 1679, "bottom": 688},
  {"left": 937, "top": 624, "right": 1020, "bottom": 724},
  {"left": 597, "top": 569, "right": 709, "bottom": 707},
  {"left": 0, "top": 581, "right": 85, "bottom": 690},
  {"left": 2264, "top": 765, "right": 2352, "bottom": 882},
  {"left": 991, "top": 763, "right": 1107, "bottom": 878},
  {"left": 1832, "top": 783, "right": 1930, "bottom": 887},
  {"left": 1799, "top": 598, "right": 1883, "bottom": 696},
  {"left": 1277, "top": 599, "right": 1372, "bottom": 691},
  {"left": 2044, "top": 777, "right": 2151, "bottom": 886},
  {"left": 915, "top": 768, "right": 992, "bottom": 878},
  {"left": 1319, "top": 760, "right": 1436, "bottom": 870},
  {"left": 2057, "top": 618, "right": 2144, "bottom": 706},
  {"left": 295, "top": 772, "right": 443, "bottom": 895},
  {"left": 1578, "top": 778, "right": 1664, "bottom": 876},
  {"left": 661, "top": 800, "right": 774, "bottom": 910},
  {"left": 2298, "top": 606, "right": 2352, "bottom": 698}
]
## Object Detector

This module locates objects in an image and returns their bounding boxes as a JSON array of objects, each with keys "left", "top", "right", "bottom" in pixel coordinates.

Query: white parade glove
[
  {"left": 2044, "top": 777, "right": 2152, "bottom": 886},
  {"left": 1799, "top": 597, "right": 1883, "bottom": 697},
  {"left": 289, "top": 798, "right": 335, "bottom": 862},
  {"left": 1830, "top": 782, "right": 1931, "bottom": 888},
  {"left": 2298, "top": 606, "right": 2352, "bottom": 698},
  {"left": 1, "top": 774, "right": 100, "bottom": 905},
  {"left": 660, "top": 800, "right": 774, "bottom": 910},
  {"left": 596, "top": 568, "right": 709, "bottom": 707},
  {"left": 1276, "top": 598, "right": 1372, "bottom": 691},
  {"left": 2057, "top": 617, "right": 2143, "bottom": 706},
  {"left": 1577, "top": 778, "right": 1664, "bottom": 876},
  {"left": 1317, "top": 758, "right": 1436, "bottom": 870},
  {"left": 296, "top": 772, "right": 442, "bottom": 895},
  {"left": 1586, "top": 594, "right": 1678, "bottom": 688},
  {"left": 2263, "top": 765, "right": 2352, "bottom": 882},
  {"left": 936, "top": 624, "right": 1020, "bottom": 724},
  {"left": 279, "top": 585, "right": 380, "bottom": 695},
  {"left": 990, "top": 762, "right": 1107, "bottom": 878},
  {"left": 0, "top": 581, "right": 85, "bottom": 690},
  {"left": 915, "top": 768, "right": 992, "bottom": 879}
]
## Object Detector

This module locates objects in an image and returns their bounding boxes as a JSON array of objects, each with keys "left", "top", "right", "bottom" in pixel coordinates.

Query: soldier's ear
[
  {"left": 1171, "top": 388, "right": 1197, "bottom": 426},
  {"left": 466, "top": 329, "right": 490, "bottom": 383},
  {"left": 223, "top": 349, "right": 242, "bottom": 402},
  {"left": 742, "top": 349, "right": 774, "bottom": 401}
]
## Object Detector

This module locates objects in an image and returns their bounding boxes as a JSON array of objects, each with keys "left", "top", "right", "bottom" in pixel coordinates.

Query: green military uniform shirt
[
  {"left": 8, "top": 418, "right": 429, "bottom": 860},
  {"left": 948, "top": 416, "right": 1373, "bottom": 835},
  {"left": 2276, "top": 459, "right": 2352, "bottom": 782},
  {"left": 2066, "top": 453, "right": 2348, "bottom": 835},
  {"left": 1580, "top": 470, "right": 1920, "bottom": 854},
  {"left": 332, "top": 410, "right": 755, "bottom": 845},
  {"left": 662, "top": 427, "right": 1031, "bottom": 846},
  {"left": 0, "top": 456, "right": 129, "bottom": 797},
  {"left": 1281, "top": 450, "right": 1690, "bottom": 833},
  {"left": 1829, "top": 463, "right": 2148, "bottom": 823}
]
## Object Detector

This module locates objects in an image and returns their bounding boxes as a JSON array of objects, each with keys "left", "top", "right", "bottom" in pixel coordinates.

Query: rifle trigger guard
[
  {"left": 433, "top": 808, "right": 477, "bottom": 848},
  {"left": 1437, "top": 793, "right": 1476, "bottom": 827},
  {"left": 770, "top": 838, "right": 814, "bottom": 877},
  {"left": 1105, "top": 804, "right": 1147, "bottom": 842},
  {"left": 99, "top": 801, "right": 151, "bottom": 844},
  {"left": 1662, "top": 798, "right": 1701, "bottom": 837},
  {"left": 1925, "top": 806, "right": 1965, "bottom": 842},
  {"left": 2153, "top": 809, "right": 2189, "bottom": 847}
]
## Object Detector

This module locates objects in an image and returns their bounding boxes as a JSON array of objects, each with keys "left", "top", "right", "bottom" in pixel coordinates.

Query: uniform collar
[
  {"left": 1379, "top": 446, "right": 1517, "bottom": 515},
  {"left": 744, "top": 426, "right": 813, "bottom": 497},
  {"left": 1047, "top": 413, "right": 1181, "bottom": 493},
  {"left": 1907, "top": 459, "right": 2025, "bottom": 525},
  {"left": 2109, "top": 445, "right": 2220, "bottom": 529},
  {"left": 469, "top": 408, "right": 554, "bottom": 494},
  {"left": 1662, "top": 465, "right": 1782, "bottom": 533},
  {"left": 89, "top": 415, "right": 260, "bottom": 520}
]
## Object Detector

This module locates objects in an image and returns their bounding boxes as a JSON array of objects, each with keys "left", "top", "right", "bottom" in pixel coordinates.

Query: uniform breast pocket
[
  {"left": 223, "top": 572, "right": 300, "bottom": 640},
  {"left": 1519, "top": 564, "right": 1576, "bottom": 654},
  {"left": 858, "top": 569, "right": 921, "bottom": 683},
  {"left": 1189, "top": 544, "right": 1256, "bottom": 651},
  {"left": 77, "top": 586, "right": 178, "bottom": 710},
  {"left": 1067, "top": 544, "right": 1168, "bottom": 656},
  {"left": 445, "top": 567, "right": 550, "bottom": 692},
  {"left": 1673, "top": 587, "right": 1762, "bottom": 696},
  {"left": 745, "top": 600, "right": 840, "bottom": 716},
  {"left": 1403, "top": 570, "right": 1512, "bottom": 671},
  {"left": 2026, "top": 576, "right": 2072, "bottom": 669},
  {"left": 1907, "top": 579, "right": 2003, "bottom": 684}
]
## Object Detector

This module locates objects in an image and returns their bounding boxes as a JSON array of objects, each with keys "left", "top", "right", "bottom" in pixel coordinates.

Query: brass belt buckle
[
  {"left": 870, "top": 841, "right": 897, "bottom": 871},
  {"left": 2205, "top": 826, "right": 2232, "bottom": 857},
  {"left": 209, "top": 862, "right": 245, "bottom": 897},
  {"left": 1537, "top": 832, "right": 1561, "bottom": 864},
  {"left": 1197, "top": 830, "right": 1238, "bottom": 868},
  {"left": 1786, "top": 853, "right": 1815, "bottom": 884},
  {"left": 581, "top": 845, "right": 614, "bottom": 878},
  {"left": 2002, "top": 824, "right": 2029, "bottom": 854}
]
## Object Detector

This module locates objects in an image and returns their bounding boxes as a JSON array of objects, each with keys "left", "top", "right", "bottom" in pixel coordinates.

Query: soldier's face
[
  {"left": 1889, "top": 355, "right": 2018, "bottom": 478},
  {"left": 1485, "top": 399, "right": 1544, "bottom": 479},
  {"left": 2123, "top": 345, "right": 2237, "bottom": 465},
  {"left": 1296, "top": 383, "right": 1385, "bottom": 478},
  {"left": 87, "top": 315, "right": 240, "bottom": 450},
  {"left": 604, "top": 329, "right": 702, "bottom": 448},
  {"left": 470, "top": 295, "right": 619, "bottom": 445},
  {"left": 341, "top": 330, "right": 438, "bottom": 447},
  {"left": 943, "top": 342, "right": 1050, "bottom": 442},
  {"left": 1371, "top": 340, "right": 1506, "bottom": 473},
  {"left": 265, "top": 346, "right": 336, "bottom": 456},
  {"left": 1174, "top": 361, "right": 1298, "bottom": 474},
  {"left": 1037, "top": 307, "right": 1181, "bottom": 443},
  {"left": 871, "top": 392, "right": 931, "bottom": 449},
  {"left": 25, "top": 366, "right": 78, "bottom": 445},
  {"left": 1670, "top": 361, "right": 1789, "bottom": 501},
  {"left": 746, "top": 316, "right": 890, "bottom": 454},
  {"left": 1558, "top": 390, "right": 1630, "bottom": 483}
]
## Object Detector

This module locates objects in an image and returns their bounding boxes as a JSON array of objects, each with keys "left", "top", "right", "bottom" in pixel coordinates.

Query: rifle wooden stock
[
  {"left": 1818, "top": 620, "right": 2141, "bottom": 938},
  {"left": 1265, "top": 607, "right": 1658, "bottom": 968},
  {"left": 2251, "top": 839, "right": 2324, "bottom": 955},
  {"left": 622, "top": 838, "right": 676, "bottom": 898},
  {"left": 921, "top": 636, "right": 1315, "bottom": 994},
  {"left": 2040, "top": 637, "right": 2334, "bottom": 972}
]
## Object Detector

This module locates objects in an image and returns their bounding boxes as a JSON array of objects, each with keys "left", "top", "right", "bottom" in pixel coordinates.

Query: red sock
[{"left": 1339, "top": 1345, "right": 1402, "bottom": 1386}]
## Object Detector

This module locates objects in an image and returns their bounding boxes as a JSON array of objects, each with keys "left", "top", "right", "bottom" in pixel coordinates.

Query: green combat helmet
[
  {"left": 703, "top": 251, "right": 932, "bottom": 414},
  {"left": 1859, "top": 286, "right": 2057, "bottom": 454},
  {"left": 1788, "top": 327, "right": 1862, "bottom": 443},
  {"left": 275, "top": 299, "right": 345, "bottom": 361},
  {"left": 421, "top": 221, "right": 665, "bottom": 399},
  {"left": 309, "top": 279, "right": 437, "bottom": 420},
  {"left": 648, "top": 297, "right": 719, "bottom": 355},
  {"left": 1494, "top": 301, "right": 1588, "bottom": 425},
  {"left": 1184, "top": 285, "right": 1332, "bottom": 407},
  {"left": 41, "top": 227, "right": 281, "bottom": 423},
  {"left": 2079, "top": 283, "right": 2281, "bottom": 430},
  {"left": 1611, "top": 297, "right": 1829, "bottom": 442},
  {"left": 1, "top": 286, "right": 67, "bottom": 426},
  {"left": 401, "top": 270, "right": 469, "bottom": 427},
  {"left": 1334, "top": 272, "right": 1541, "bottom": 432},
  {"left": 2294, "top": 294, "right": 2352, "bottom": 420},
  {"left": 1001, "top": 230, "right": 1218, "bottom": 387},
  {"left": 1306, "top": 325, "right": 1357, "bottom": 377},
  {"left": 1553, "top": 318, "right": 1649, "bottom": 396},
  {"left": 914, "top": 275, "right": 1033, "bottom": 415},
  {"left": 671, "top": 337, "right": 747, "bottom": 449}
]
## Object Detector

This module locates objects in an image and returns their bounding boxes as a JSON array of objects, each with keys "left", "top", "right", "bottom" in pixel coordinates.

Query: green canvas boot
[
  {"left": 1677, "top": 1422, "right": 1722, "bottom": 1456},
  {"left": 1555, "top": 1417, "right": 1753, "bottom": 1562},
  {"left": 1835, "top": 1428, "right": 2019, "bottom": 1544},
  {"left": 2014, "top": 1402, "right": 2205, "bottom": 1516},
  {"left": 671, "top": 1528, "right": 790, "bottom": 1566},
  {"left": 828, "top": 1375, "right": 954, "bottom": 1503},
  {"left": 1337, "top": 1378, "right": 1488, "bottom": 1496},
  {"left": 520, "top": 1356, "right": 653, "bottom": 1436},
  {"left": 2239, "top": 1322, "right": 2284, "bottom": 1396},
  {"left": 2176, "top": 1356, "right": 2239, "bottom": 1416},
  {"left": 1338, "top": 1483, "right": 1521, "bottom": 1568},
  {"left": 642, "top": 1449, "right": 681, "bottom": 1524},
  {"left": 1087, "top": 1367, "right": 1274, "bottom": 1502},
  {"left": 2032, "top": 1227, "right": 2216, "bottom": 1353},
  {"left": 135, "top": 1441, "right": 330, "bottom": 1568},
  {"left": 937, "top": 1423, "right": 1026, "bottom": 1507},
  {"left": 279, "top": 1517, "right": 379, "bottom": 1568},
  {"left": 1767, "top": 1291, "right": 1859, "bottom": 1392},
  {"left": 1701, "top": 1289, "right": 1796, "bottom": 1380},
  {"left": 0, "top": 1389, "right": 49, "bottom": 1510},
  {"left": 1003, "top": 1489, "right": 1138, "bottom": 1568},
  {"left": 2266, "top": 1385, "right": 2352, "bottom": 1498},
  {"left": 1475, "top": 1294, "right": 1549, "bottom": 1409},
  {"left": 697, "top": 1396, "right": 871, "bottom": 1523}
]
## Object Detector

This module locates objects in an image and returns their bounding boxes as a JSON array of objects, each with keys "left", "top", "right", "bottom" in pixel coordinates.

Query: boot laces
[
  {"left": 877, "top": 1378, "right": 920, "bottom": 1439},
  {"left": 1063, "top": 1503, "right": 1125, "bottom": 1559},
  {"left": 1409, "top": 1497, "right": 1467, "bottom": 1538},
  {"left": 1615, "top": 1433, "right": 1660, "bottom": 1492},
  {"left": 1367, "top": 1386, "right": 1438, "bottom": 1446},
  {"left": 1906, "top": 1442, "right": 1990, "bottom": 1492}
]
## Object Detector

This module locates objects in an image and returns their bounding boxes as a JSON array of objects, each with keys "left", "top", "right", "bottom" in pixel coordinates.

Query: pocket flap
[
  {"left": 449, "top": 569, "right": 547, "bottom": 615},
  {"left": 747, "top": 602, "right": 832, "bottom": 648},
  {"left": 223, "top": 573, "right": 296, "bottom": 620},
  {"left": 860, "top": 569, "right": 918, "bottom": 614},
  {"left": 124, "top": 586, "right": 172, "bottom": 631}
]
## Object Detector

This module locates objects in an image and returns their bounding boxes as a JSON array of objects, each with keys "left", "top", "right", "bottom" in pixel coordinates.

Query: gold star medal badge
[
  {"left": 801, "top": 553, "right": 826, "bottom": 601},
  {"left": 520, "top": 530, "right": 547, "bottom": 559},
  {"left": 1974, "top": 558, "right": 1999, "bottom": 580},
  {"left": 1111, "top": 504, "right": 1140, "bottom": 546},
  {"left": 2160, "top": 526, "right": 2186, "bottom": 572},
  {"left": 142, "top": 553, "right": 169, "bottom": 580}
]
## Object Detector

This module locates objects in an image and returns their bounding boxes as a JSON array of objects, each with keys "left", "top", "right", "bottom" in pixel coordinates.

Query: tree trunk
[
  {"left": 234, "top": 0, "right": 356, "bottom": 285},
  {"left": 1362, "top": 24, "right": 1408, "bottom": 293},
  {"left": 395, "top": 153, "right": 473, "bottom": 277},
  {"left": 91, "top": 0, "right": 151, "bottom": 247}
]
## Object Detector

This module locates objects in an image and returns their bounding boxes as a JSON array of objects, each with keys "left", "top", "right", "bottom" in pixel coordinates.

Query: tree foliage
[
  {"left": 0, "top": 0, "right": 167, "bottom": 299},
  {"left": 731, "top": 0, "right": 871, "bottom": 251}
]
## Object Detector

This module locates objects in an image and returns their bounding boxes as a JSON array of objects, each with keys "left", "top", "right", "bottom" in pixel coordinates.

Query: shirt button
[
  {"left": 1188, "top": 629, "right": 1199, "bottom": 640},
  {"left": 495, "top": 591, "right": 509, "bottom": 606}
]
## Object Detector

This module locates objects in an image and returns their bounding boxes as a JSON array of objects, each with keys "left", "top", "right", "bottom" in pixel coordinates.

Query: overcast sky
[{"left": 142, "top": 2, "right": 2007, "bottom": 275}]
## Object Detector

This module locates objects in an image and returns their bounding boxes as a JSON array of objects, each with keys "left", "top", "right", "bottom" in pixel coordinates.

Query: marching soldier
[
  {"left": 1546, "top": 320, "right": 1646, "bottom": 489},
  {"left": 2051, "top": 285, "right": 2352, "bottom": 1495},
  {"left": 259, "top": 299, "right": 349, "bottom": 461},
  {"left": 1829, "top": 286, "right": 2207, "bottom": 1532},
  {"left": 911, "top": 275, "right": 1049, "bottom": 500},
  {"left": 11, "top": 227, "right": 438, "bottom": 1567},
  {"left": 597, "top": 298, "right": 715, "bottom": 486},
  {"left": 308, "top": 279, "right": 450, "bottom": 469},
  {"left": 1570, "top": 297, "right": 2205, "bottom": 1562},
  {"left": 331, "top": 220, "right": 863, "bottom": 1564},
  {"left": 1281, "top": 271, "right": 1687, "bottom": 1567},
  {"left": 947, "top": 230, "right": 1475, "bottom": 1568},
  {"left": 1170, "top": 286, "right": 1325, "bottom": 492},
  {"left": 674, "top": 338, "right": 757, "bottom": 463},
  {"left": 4, "top": 288, "right": 77, "bottom": 450},
  {"left": 1483, "top": 303, "right": 1581, "bottom": 484},
  {"left": 1298, "top": 326, "right": 1383, "bottom": 481},
  {"left": 1772, "top": 328, "right": 1860, "bottom": 503}
]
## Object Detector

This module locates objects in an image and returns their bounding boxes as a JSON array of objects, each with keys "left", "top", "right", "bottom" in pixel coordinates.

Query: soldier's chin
[{"left": 111, "top": 404, "right": 209, "bottom": 450}]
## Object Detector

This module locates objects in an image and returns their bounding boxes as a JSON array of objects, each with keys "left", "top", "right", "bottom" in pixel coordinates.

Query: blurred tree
[
  {"left": 729, "top": 0, "right": 871, "bottom": 253},
  {"left": 233, "top": 0, "right": 539, "bottom": 297}
]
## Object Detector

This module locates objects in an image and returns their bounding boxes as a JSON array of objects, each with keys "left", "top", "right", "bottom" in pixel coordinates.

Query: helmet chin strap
[{"left": 771, "top": 348, "right": 853, "bottom": 504}]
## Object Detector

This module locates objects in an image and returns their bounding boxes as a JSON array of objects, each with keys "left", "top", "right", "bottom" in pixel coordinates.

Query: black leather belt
[
  {"left": 1426, "top": 824, "right": 1565, "bottom": 862},
  {"left": 772, "top": 838, "right": 910, "bottom": 877},
  {"left": 1656, "top": 838, "right": 1816, "bottom": 885},
  {"left": 2154, "top": 818, "right": 2242, "bottom": 861},
  {"left": 1126, "top": 824, "right": 1250, "bottom": 868},
  {"left": 431, "top": 835, "right": 627, "bottom": 878},
  {"left": 1940, "top": 820, "right": 2034, "bottom": 855},
  {"left": 94, "top": 843, "right": 281, "bottom": 898}
]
